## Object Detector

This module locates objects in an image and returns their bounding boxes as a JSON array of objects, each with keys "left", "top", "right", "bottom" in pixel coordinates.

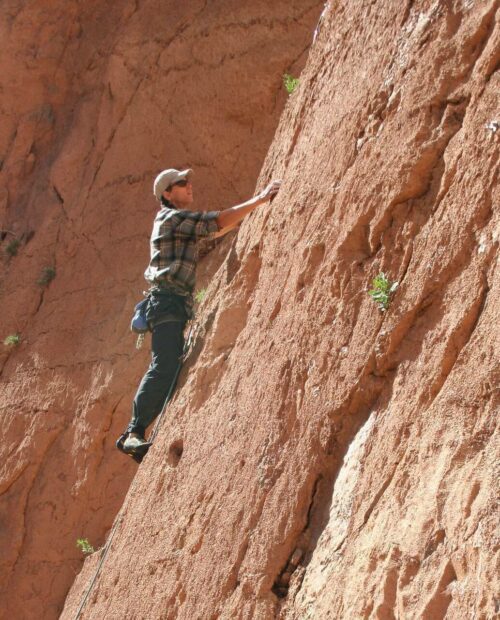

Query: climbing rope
[
  {"left": 73, "top": 322, "right": 196, "bottom": 618},
  {"left": 148, "top": 320, "right": 195, "bottom": 443},
  {"left": 73, "top": 514, "right": 123, "bottom": 620},
  {"left": 148, "top": 360, "right": 183, "bottom": 443}
]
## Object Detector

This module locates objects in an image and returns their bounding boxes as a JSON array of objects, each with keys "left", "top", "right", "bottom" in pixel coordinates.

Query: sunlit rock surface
[
  {"left": 62, "top": 0, "right": 499, "bottom": 617},
  {"left": 2, "top": 0, "right": 498, "bottom": 618}
]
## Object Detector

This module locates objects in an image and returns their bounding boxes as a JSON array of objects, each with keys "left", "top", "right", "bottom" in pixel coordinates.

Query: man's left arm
[{"left": 215, "top": 180, "right": 281, "bottom": 237}]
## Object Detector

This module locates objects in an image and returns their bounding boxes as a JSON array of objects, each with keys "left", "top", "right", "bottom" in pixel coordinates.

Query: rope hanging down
[
  {"left": 73, "top": 324, "right": 194, "bottom": 619},
  {"left": 73, "top": 514, "right": 122, "bottom": 620}
]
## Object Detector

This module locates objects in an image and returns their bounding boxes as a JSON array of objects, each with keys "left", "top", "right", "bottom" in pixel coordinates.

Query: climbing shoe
[
  {"left": 116, "top": 432, "right": 152, "bottom": 463},
  {"left": 123, "top": 433, "right": 149, "bottom": 451}
]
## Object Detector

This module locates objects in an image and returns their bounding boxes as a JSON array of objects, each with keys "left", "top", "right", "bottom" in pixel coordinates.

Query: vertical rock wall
[
  {"left": 62, "top": 0, "right": 499, "bottom": 619},
  {"left": 0, "top": 1, "right": 323, "bottom": 618}
]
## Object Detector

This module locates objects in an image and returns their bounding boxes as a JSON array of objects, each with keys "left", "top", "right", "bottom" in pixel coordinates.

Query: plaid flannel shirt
[{"left": 144, "top": 201, "right": 220, "bottom": 293}]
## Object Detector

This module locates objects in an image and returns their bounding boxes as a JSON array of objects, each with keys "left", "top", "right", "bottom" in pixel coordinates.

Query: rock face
[
  {"left": 59, "top": 0, "right": 500, "bottom": 618},
  {"left": 0, "top": 1, "right": 323, "bottom": 618},
  {"left": 3, "top": 0, "right": 499, "bottom": 618}
]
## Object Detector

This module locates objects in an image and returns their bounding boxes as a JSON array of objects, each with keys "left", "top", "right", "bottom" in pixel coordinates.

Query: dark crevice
[
  {"left": 425, "top": 281, "right": 490, "bottom": 408},
  {"left": 271, "top": 369, "right": 392, "bottom": 605},
  {"left": 225, "top": 241, "right": 242, "bottom": 285},
  {"left": 360, "top": 462, "right": 400, "bottom": 529},
  {"left": 53, "top": 184, "right": 64, "bottom": 204},
  {"left": 423, "top": 528, "right": 446, "bottom": 560},
  {"left": 466, "top": 2, "right": 499, "bottom": 77},
  {"left": 370, "top": 96, "right": 469, "bottom": 258},
  {"left": 272, "top": 475, "right": 322, "bottom": 599}
]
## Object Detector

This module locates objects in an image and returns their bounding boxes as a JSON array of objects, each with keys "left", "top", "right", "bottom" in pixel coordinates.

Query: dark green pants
[{"left": 127, "top": 289, "right": 189, "bottom": 437}]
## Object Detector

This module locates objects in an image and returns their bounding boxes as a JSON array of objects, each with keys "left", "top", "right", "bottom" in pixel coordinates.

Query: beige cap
[{"left": 153, "top": 168, "right": 193, "bottom": 200}]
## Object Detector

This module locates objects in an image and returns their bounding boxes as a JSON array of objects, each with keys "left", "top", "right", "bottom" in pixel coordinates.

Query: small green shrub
[
  {"left": 195, "top": 288, "right": 207, "bottom": 303},
  {"left": 4, "top": 333, "right": 20, "bottom": 346},
  {"left": 283, "top": 73, "right": 299, "bottom": 95},
  {"left": 37, "top": 266, "right": 56, "bottom": 287},
  {"left": 76, "top": 538, "right": 95, "bottom": 555},
  {"left": 6, "top": 239, "right": 20, "bottom": 257},
  {"left": 368, "top": 272, "right": 398, "bottom": 311}
]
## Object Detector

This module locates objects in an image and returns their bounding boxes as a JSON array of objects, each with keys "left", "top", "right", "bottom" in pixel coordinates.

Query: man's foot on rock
[
  {"left": 116, "top": 432, "right": 152, "bottom": 463},
  {"left": 122, "top": 433, "right": 150, "bottom": 454}
]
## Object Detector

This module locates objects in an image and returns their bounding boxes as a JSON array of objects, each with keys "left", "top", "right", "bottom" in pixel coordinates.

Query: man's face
[{"left": 163, "top": 179, "right": 193, "bottom": 207}]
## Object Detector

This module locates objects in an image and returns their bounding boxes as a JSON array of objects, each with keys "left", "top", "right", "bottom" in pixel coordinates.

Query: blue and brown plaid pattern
[{"left": 144, "top": 202, "right": 220, "bottom": 292}]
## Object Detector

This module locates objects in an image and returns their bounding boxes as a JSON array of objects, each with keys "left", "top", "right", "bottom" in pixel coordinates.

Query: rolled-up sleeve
[{"left": 175, "top": 210, "right": 220, "bottom": 239}]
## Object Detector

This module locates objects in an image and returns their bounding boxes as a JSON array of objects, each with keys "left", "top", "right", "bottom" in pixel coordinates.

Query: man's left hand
[{"left": 259, "top": 179, "right": 282, "bottom": 202}]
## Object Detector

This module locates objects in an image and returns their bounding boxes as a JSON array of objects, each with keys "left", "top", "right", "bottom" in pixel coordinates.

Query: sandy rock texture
[
  {"left": 61, "top": 0, "right": 499, "bottom": 619},
  {"left": 0, "top": 1, "right": 323, "bottom": 618}
]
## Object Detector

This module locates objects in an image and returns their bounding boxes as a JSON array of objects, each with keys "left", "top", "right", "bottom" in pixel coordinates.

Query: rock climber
[{"left": 116, "top": 168, "right": 281, "bottom": 459}]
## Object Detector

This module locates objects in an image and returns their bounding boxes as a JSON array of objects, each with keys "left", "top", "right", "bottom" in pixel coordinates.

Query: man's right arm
[{"left": 215, "top": 180, "right": 281, "bottom": 236}]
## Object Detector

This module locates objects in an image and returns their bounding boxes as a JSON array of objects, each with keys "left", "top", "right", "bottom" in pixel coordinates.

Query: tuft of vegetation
[
  {"left": 195, "top": 288, "right": 207, "bottom": 304},
  {"left": 76, "top": 538, "right": 95, "bottom": 555},
  {"left": 5, "top": 238, "right": 21, "bottom": 257},
  {"left": 37, "top": 266, "right": 56, "bottom": 287},
  {"left": 283, "top": 73, "right": 299, "bottom": 95},
  {"left": 368, "top": 272, "right": 398, "bottom": 311},
  {"left": 4, "top": 333, "right": 20, "bottom": 347}
]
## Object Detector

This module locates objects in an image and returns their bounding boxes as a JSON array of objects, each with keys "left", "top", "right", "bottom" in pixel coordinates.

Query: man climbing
[{"left": 117, "top": 168, "right": 281, "bottom": 459}]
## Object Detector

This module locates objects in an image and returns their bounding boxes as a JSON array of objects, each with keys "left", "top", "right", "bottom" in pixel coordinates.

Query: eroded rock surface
[
  {"left": 0, "top": 1, "right": 322, "bottom": 618},
  {"left": 60, "top": 1, "right": 499, "bottom": 619}
]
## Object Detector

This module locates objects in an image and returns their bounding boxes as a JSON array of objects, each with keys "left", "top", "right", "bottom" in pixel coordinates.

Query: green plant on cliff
[
  {"left": 37, "top": 266, "right": 56, "bottom": 287},
  {"left": 5, "top": 238, "right": 20, "bottom": 257},
  {"left": 76, "top": 538, "right": 95, "bottom": 555},
  {"left": 283, "top": 73, "right": 299, "bottom": 95},
  {"left": 4, "top": 333, "right": 20, "bottom": 346},
  {"left": 195, "top": 288, "right": 207, "bottom": 303},
  {"left": 368, "top": 272, "right": 398, "bottom": 311}
]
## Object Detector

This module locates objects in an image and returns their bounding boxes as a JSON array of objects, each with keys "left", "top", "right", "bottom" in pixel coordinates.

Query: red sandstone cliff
[
  {"left": 0, "top": 2, "right": 323, "bottom": 618},
  {"left": 61, "top": 0, "right": 500, "bottom": 617},
  {"left": 2, "top": 0, "right": 499, "bottom": 619}
]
